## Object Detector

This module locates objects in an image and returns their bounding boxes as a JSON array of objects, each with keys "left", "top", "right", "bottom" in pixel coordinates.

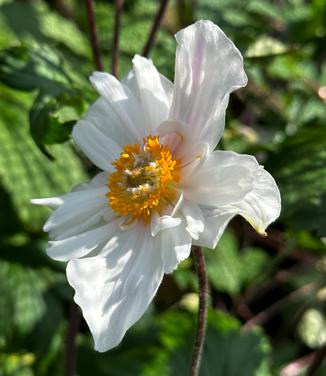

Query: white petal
[
  {"left": 181, "top": 200, "right": 204, "bottom": 240},
  {"left": 170, "top": 20, "right": 247, "bottom": 150},
  {"left": 182, "top": 151, "right": 255, "bottom": 207},
  {"left": 90, "top": 71, "right": 149, "bottom": 139},
  {"left": 158, "top": 120, "right": 210, "bottom": 165},
  {"left": 150, "top": 214, "right": 182, "bottom": 237},
  {"left": 226, "top": 167, "right": 281, "bottom": 236},
  {"left": 83, "top": 97, "right": 137, "bottom": 147},
  {"left": 123, "top": 55, "right": 173, "bottom": 131},
  {"left": 32, "top": 172, "right": 112, "bottom": 241},
  {"left": 66, "top": 225, "right": 164, "bottom": 352},
  {"left": 46, "top": 219, "right": 120, "bottom": 261},
  {"left": 194, "top": 208, "right": 234, "bottom": 249},
  {"left": 74, "top": 171, "right": 108, "bottom": 191},
  {"left": 158, "top": 223, "right": 192, "bottom": 273},
  {"left": 73, "top": 120, "right": 121, "bottom": 172},
  {"left": 31, "top": 197, "right": 63, "bottom": 209},
  {"left": 31, "top": 172, "right": 107, "bottom": 210},
  {"left": 44, "top": 187, "right": 106, "bottom": 230},
  {"left": 194, "top": 157, "right": 281, "bottom": 248}
]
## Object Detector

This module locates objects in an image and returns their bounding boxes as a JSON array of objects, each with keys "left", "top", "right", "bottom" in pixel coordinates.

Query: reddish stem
[
  {"left": 143, "top": 0, "right": 169, "bottom": 57},
  {"left": 112, "top": 0, "right": 124, "bottom": 77},
  {"left": 64, "top": 302, "right": 81, "bottom": 376},
  {"left": 191, "top": 246, "right": 208, "bottom": 376}
]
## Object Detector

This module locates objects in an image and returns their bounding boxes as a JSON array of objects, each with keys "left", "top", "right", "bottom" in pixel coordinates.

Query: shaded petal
[
  {"left": 158, "top": 223, "right": 192, "bottom": 274},
  {"left": 73, "top": 120, "right": 121, "bottom": 172},
  {"left": 32, "top": 172, "right": 112, "bottom": 241},
  {"left": 44, "top": 186, "right": 108, "bottom": 239},
  {"left": 194, "top": 157, "right": 281, "bottom": 248},
  {"left": 47, "top": 219, "right": 120, "bottom": 261},
  {"left": 181, "top": 151, "right": 255, "bottom": 207},
  {"left": 31, "top": 172, "right": 107, "bottom": 208},
  {"left": 158, "top": 120, "right": 210, "bottom": 165},
  {"left": 150, "top": 214, "right": 182, "bottom": 237},
  {"left": 83, "top": 97, "right": 137, "bottom": 147},
  {"left": 123, "top": 55, "right": 173, "bottom": 130},
  {"left": 72, "top": 171, "right": 108, "bottom": 191},
  {"left": 226, "top": 166, "right": 281, "bottom": 236},
  {"left": 170, "top": 20, "right": 247, "bottom": 150},
  {"left": 194, "top": 208, "right": 234, "bottom": 249},
  {"left": 90, "top": 72, "right": 149, "bottom": 139},
  {"left": 66, "top": 224, "right": 164, "bottom": 352},
  {"left": 181, "top": 200, "right": 204, "bottom": 240}
]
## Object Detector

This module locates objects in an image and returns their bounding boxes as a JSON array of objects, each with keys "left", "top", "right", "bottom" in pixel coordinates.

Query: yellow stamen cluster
[{"left": 107, "top": 136, "right": 179, "bottom": 223}]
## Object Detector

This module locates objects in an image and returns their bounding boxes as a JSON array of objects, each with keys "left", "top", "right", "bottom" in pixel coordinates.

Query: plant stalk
[
  {"left": 112, "top": 0, "right": 124, "bottom": 77},
  {"left": 142, "top": 0, "right": 169, "bottom": 57},
  {"left": 85, "top": 0, "right": 104, "bottom": 71},
  {"left": 191, "top": 246, "right": 208, "bottom": 376},
  {"left": 64, "top": 302, "right": 81, "bottom": 376}
]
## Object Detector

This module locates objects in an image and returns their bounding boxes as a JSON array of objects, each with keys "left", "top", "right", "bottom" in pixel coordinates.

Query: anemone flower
[{"left": 32, "top": 20, "right": 281, "bottom": 352}]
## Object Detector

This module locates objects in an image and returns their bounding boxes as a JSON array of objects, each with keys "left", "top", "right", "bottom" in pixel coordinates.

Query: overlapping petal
[
  {"left": 66, "top": 224, "right": 164, "bottom": 352},
  {"left": 32, "top": 173, "right": 111, "bottom": 240},
  {"left": 194, "top": 153, "right": 281, "bottom": 249},
  {"left": 181, "top": 151, "right": 255, "bottom": 207},
  {"left": 169, "top": 20, "right": 247, "bottom": 150},
  {"left": 90, "top": 72, "right": 149, "bottom": 139},
  {"left": 123, "top": 55, "right": 173, "bottom": 131},
  {"left": 226, "top": 164, "right": 281, "bottom": 235},
  {"left": 72, "top": 120, "right": 121, "bottom": 172},
  {"left": 157, "top": 220, "right": 192, "bottom": 273}
]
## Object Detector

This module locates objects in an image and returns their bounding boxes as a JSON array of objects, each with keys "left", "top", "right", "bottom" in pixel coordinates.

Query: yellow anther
[{"left": 107, "top": 136, "right": 179, "bottom": 223}]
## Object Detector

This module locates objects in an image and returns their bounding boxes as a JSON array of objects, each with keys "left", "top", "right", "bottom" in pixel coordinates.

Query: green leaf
[
  {"left": 269, "top": 123, "right": 326, "bottom": 236},
  {"left": 76, "top": 309, "right": 271, "bottom": 376},
  {"left": 206, "top": 231, "right": 243, "bottom": 295},
  {"left": 0, "top": 259, "right": 49, "bottom": 337},
  {"left": 0, "top": 44, "right": 70, "bottom": 93},
  {"left": 241, "top": 247, "right": 269, "bottom": 285},
  {"left": 30, "top": 91, "right": 86, "bottom": 146},
  {"left": 205, "top": 231, "right": 270, "bottom": 295},
  {"left": 0, "top": 0, "right": 90, "bottom": 58},
  {"left": 162, "top": 311, "right": 271, "bottom": 376},
  {"left": 0, "top": 84, "right": 87, "bottom": 231}
]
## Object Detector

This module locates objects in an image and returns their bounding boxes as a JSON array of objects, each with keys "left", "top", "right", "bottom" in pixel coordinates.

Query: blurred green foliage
[{"left": 0, "top": 0, "right": 326, "bottom": 375}]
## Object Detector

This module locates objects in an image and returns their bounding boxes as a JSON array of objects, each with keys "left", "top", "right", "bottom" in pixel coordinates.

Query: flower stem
[
  {"left": 85, "top": 0, "right": 104, "bottom": 71},
  {"left": 307, "top": 344, "right": 326, "bottom": 375},
  {"left": 64, "top": 302, "right": 81, "bottom": 376},
  {"left": 191, "top": 246, "right": 208, "bottom": 376},
  {"left": 142, "top": 0, "right": 169, "bottom": 57},
  {"left": 112, "top": 0, "right": 124, "bottom": 77}
]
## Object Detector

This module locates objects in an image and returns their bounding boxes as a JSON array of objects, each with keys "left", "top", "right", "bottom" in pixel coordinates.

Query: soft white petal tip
[{"left": 30, "top": 197, "right": 63, "bottom": 208}]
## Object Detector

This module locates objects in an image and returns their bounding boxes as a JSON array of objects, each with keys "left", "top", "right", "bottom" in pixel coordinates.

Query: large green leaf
[
  {"left": 76, "top": 309, "right": 271, "bottom": 376},
  {"left": 0, "top": 259, "right": 51, "bottom": 338},
  {"left": 0, "top": 0, "right": 90, "bottom": 58},
  {"left": 0, "top": 44, "right": 70, "bottom": 93},
  {"left": 205, "top": 231, "right": 270, "bottom": 296},
  {"left": 0, "top": 85, "right": 87, "bottom": 231}
]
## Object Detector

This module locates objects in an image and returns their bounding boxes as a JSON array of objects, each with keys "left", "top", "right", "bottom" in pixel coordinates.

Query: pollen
[{"left": 107, "top": 136, "right": 180, "bottom": 223}]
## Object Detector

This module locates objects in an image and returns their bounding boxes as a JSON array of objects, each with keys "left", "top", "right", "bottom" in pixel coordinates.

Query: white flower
[{"left": 32, "top": 20, "right": 281, "bottom": 352}]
